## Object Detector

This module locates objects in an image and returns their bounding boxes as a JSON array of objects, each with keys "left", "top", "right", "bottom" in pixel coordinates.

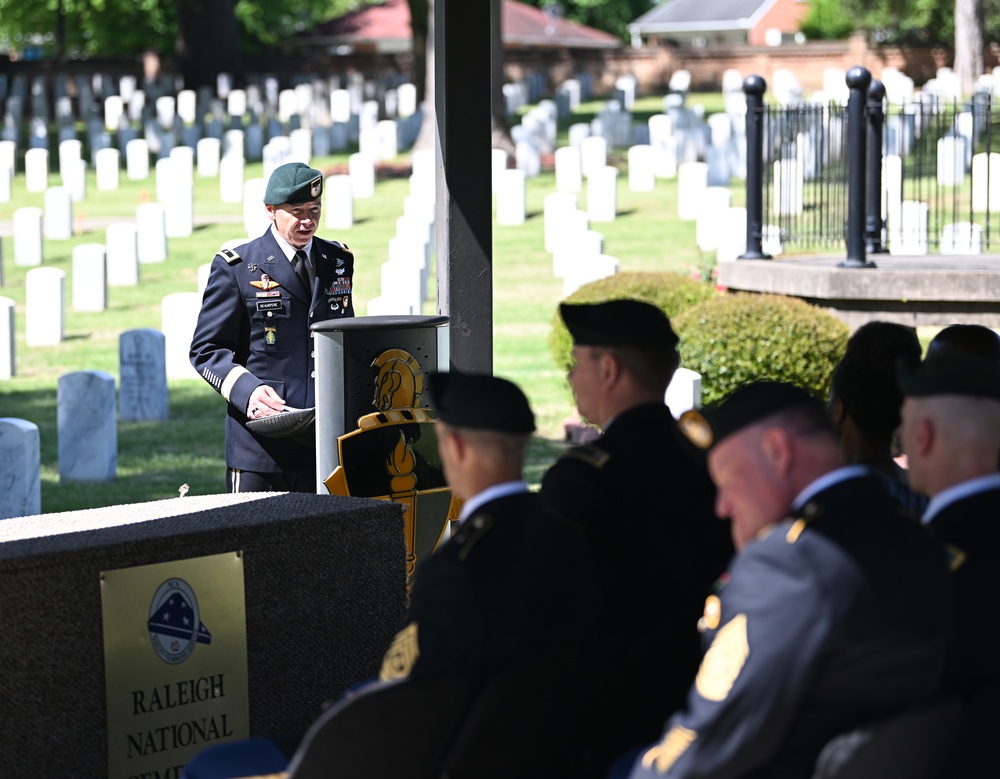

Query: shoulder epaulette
[
  {"left": 455, "top": 514, "right": 494, "bottom": 561},
  {"left": 219, "top": 248, "right": 241, "bottom": 265},
  {"left": 560, "top": 444, "right": 610, "bottom": 469},
  {"left": 945, "top": 543, "right": 967, "bottom": 572},
  {"left": 330, "top": 239, "right": 353, "bottom": 255},
  {"left": 786, "top": 501, "right": 823, "bottom": 543}
]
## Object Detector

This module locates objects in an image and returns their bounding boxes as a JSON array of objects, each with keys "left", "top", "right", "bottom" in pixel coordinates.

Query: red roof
[{"left": 310, "top": 0, "right": 621, "bottom": 50}]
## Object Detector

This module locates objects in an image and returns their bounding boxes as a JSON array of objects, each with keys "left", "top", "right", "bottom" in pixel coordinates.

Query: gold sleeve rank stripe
[
  {"left": 379, "top": 623, "right": 419, "bottom": 682},
  {"left": 641, "top": 725, "right": 697, "bottom": 774},
  {"left": 695, "top": 613, "right": 750, "bottom": 702}
]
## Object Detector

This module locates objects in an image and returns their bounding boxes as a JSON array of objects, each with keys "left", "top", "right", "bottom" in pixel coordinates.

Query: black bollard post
[
  {"left": 865, "top": 79, "right": 888, "bottom": 255},
  {"left": 842, "top": 66, "right": 876, "bottom": 268},
  {"left": 739, "top": 74, "right": 771, "bottom": 260}
]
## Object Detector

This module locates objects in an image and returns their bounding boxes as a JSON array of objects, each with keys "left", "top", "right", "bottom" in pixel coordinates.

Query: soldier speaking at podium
[{"left": 190, "top": 162, "right": 355, "bottom": 493}]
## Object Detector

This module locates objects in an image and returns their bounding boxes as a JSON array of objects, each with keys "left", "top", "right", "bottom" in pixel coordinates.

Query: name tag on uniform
[{"left": 256, "top": 299, "right": 285, "bottom": 313}]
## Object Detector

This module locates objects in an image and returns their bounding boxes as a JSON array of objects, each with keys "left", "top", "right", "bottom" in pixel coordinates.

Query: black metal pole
[
  {"left": 842, "top": 66, "right": 876, "bottom": 268},
  {"left": 739, "top": 74, "right": 771, "bottom": 260},
  {"left": 865, "top": 79, "right": 887, "bottom": 255}
]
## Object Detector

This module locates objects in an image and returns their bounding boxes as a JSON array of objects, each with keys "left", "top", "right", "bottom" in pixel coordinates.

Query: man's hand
[{"left": 247, "top": 385, "right": 286, "bottom": 419}]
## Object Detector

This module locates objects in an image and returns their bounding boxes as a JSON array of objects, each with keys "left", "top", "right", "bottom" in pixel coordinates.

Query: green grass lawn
[{"left": 1, "top": 98, "right": 731, "bottom": 513}]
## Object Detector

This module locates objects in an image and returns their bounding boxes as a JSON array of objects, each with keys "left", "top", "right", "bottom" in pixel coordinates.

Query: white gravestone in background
[
  {"left": 58, "top": 370, "right": 117, "bottom": 483},
  {"left": 665, "top": 367, "right": 703, "bottom": 418},
  {"left": 96, "top": 148, "right": 121, "bottom": 191},
  {"left": 26, "top": 267, "right": 65, "bottom": 346},
  {"left": 243, "top": 178, "right": 269, "bottom": 238},
  {"left": 25, "top": 148, "right": 49, "bottom": 192},
  {"left": 72, "top": 243, "right": 108, "bottom": 313},
  {"left": 125, "top": 138, "right": 150, "bottom": 180},
  {"left": 587, "top": 166, "right": 618, "bottom": 223},
  {"left": 325, "top": 174, "right": 353, "bottom": 230},
  {"left": 0, "top": 296, "right": 15, "bottom": 380},
  {"left": 555, "top": 146, "right": 583, "bottom": 193},
  {"left": 106, "top": 223, "right": 140, "bottom": 287},
  {"left": 43, "top": 186, "right": 73, "bottom": 240},
  {"left": 161, "top": 292, "right": 202, "bottom": 380},
  {"left": 628, "top": 145, "right": 655, "bottom": 192},
  {"left": 563, "top": 254, "right": 618, "bottom": 297},
  {"left": 349, "top": 153, "right": 375, "bottom": 199},
  {"left": 13, "top": 207, "right": 44, "bottom": 266},
  {"left": 220, "top": 155, "right": 245, "bottom": 204},
  {"left": 496, "top": 169, "right": 526, "bottom": 226},
  {"left": 119, "top": 329, "right": 169, "bottom": 422},
  {"left": 0, "top": 418, "right": 41, "bottom": 519},
  {"left": 135, "top": 202, "right": 168, "bottom": 263},
  {"left": 197, "top": 137, "right": 222, "bottom": 178},
  {"left": 678, "top": 162, "right": 709, "bottom": 221}
]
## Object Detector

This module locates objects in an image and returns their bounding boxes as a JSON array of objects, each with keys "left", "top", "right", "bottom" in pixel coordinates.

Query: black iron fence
[{"left": 744, "top": 66, "right": 1000, "bottom": 261}]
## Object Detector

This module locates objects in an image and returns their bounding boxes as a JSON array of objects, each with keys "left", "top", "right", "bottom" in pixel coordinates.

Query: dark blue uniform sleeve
[
  {"left": 190, "top": 253, "right": 264, "bottom": 416},
  {"left": 629, "top": 532, "right": 854, "bottom": 779}
]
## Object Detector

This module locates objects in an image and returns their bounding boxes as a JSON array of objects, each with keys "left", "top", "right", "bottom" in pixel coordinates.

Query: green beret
[
  {"left": 898, "top": 356, "right": 1000, "bottom": 400},
  {"left": 426, "top": 371, "right": 536, "bottom": 434},
  {"left": 679, "top": 381, "right": 822, "bottom": 450},
  {"left": 264, "top": 162, "right": 323, "bottom": 205},
  {"left": 560, "top": 299, "right": 679, "bottom": 350}
]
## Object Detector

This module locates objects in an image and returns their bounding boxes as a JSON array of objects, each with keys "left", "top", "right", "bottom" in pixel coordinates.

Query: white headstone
[
  {"left": 325, "top": 174, "right": 353, "bottom": 230},
  {"left": 349, "top": 153, "right": 375, "bottom": 199},
  {"left": 58, "top": 139, "right": 82, "bottom": 184},
  {"left": 0, "top": 418, "right": 41, "bottom": 519},
  {"left": 104, "top": 95, "right": 124, "bottom": 130},
  {"left": 197, "top": 137, "right": 222, "bottom": 177},
  {"left": 890, "top": 201, "right": 929, "bottom": 256},
  {"left": 25, "top": 267, "right": 65, "bottom": 346},
  {"left": 543, "top": 192, "right": 579, "bottom": 253},
  {"left": 496, "top": 168, "right": 526, "bottom": 226},
  {"left": 580, "top": 136, "right": 607, "bottom": 178},
  {"left": 972, "top": 152, "right": 1000, "bottom": 212},
  {"left": 43, "top": 186, "right": 73, "bottom": 240},
  {"left": 331, "top": 90, "right": 352, "bottom": 123},
  {"left": 25, "top": 148, "right": 49, "bottom": 192},
  {"left": 367, "top": 295, "right": 416, "bottom": 316},
  {"left": 13, "top": 207, "right": 44, "bottom": 266},
  {"left": 125, "top": 138, "right": 150, "bottom": 180},
  {"left": 220, "top": 155, "right": 245, "bottom": 203},
  {"left": 119, "top": 329, "right": 169, "bottom": 422},
  {"left": 177, "top": 90, "right": 197, "bottom": 125},
  {"left": 58, "top": 370, "right": 117, "bottom": 482},
  {"left": 716, "top": 207, "right": 748, "bottom": 264},
  {"left": 772, "top": 158, "right": 804, "bottom": 216},
  {"left": 135, "top": 202, "right": 168, "bottom": 263},
  {"left": 555, "top": 146, "right": 582, "bottom": 193},
  {"left": 0, "top": 159, "right": 11, "bottom": 204},
  {"left": 696, "top": 187, "right": 734, "bottom": 252},
  {"left": 106, "top": 223, "right": 140, "bottom": 287},
  {"left": 665, "top": 367, "right": 702, "bottom": 418},
  {"left": 243, "top": 178, "right": 269, "bottom": 238},
  {"left": 72, "top": 243, "right": 107, "bottom": 312},
  {"left": 379, "top": 259, "right": 422, "bottom": 315},
  {"left": 627, "top": 145, "right": 655, "bottom": 192},
  {"left": 883, "top": 155, "right": 904, "bottom": 249},
  {"left": 155, "top": 96, "right": 176, "bottom": 129},
  {"left": 161, "top": 292, "right": 202, "bottom": 380},
  {"left": 227, "top": 89, "right": 248, "bottom": 118},
  {"left": 164, "top": 180, "right": 194, "bottom": 239},
  {"left": 678, "top": 162, "right": 709, "bottom": 221},
  {"left": 552, "top": 212, "right": 593, "bottom": 276},
  {"left": 940, "top": 222, "right": 983, "bottom": 255},
  {"left": 586, "top": 166, "right": 618, "bottom": 222},
  {"left": 289, "top": 128, "right": 313, "bottom": 163},
  {"left": 224, "top": 129, "right": 245, "bottom": 160},
  {"left": 397, "top": 83, "right": 418, "bottom": 118},
  {"left": 937, "top": 136, "right": 966, "bottom": 187},
  {"left": 491, "top": 149, "right": 509, "bottom": 193},
  {"left": 95, "top": 147, "right": 120, "bottom": 191},
  {"left": 563, "top": 254, "right": 618, "bottom": 296},
  {"left": 0, "top": 296, "right": 15, "bottom": 380}
]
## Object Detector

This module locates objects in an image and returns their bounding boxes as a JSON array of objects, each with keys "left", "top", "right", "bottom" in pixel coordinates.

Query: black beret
[
  {"left": 898, "top": 356, "right": 1000, "bottom": 400},
  {"left": 559, "top": 299, "right": 679, "bottom": 350},
  {"left": 264, "top": 162, "right": 323, "bottom": 205},
  {"left": 426, "top": 371, "right": 535, "bottom": 434},
  {"left": 679, "top": 381, "right": 821, "bottom": 450}
]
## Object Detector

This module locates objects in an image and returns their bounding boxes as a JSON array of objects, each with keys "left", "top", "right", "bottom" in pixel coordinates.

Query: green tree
[
  {"left": 524, "top": 0, "right": 656, "bottom": 40},
  {"left": 799, "top": 0, "right": 855, "bottom": 41}
]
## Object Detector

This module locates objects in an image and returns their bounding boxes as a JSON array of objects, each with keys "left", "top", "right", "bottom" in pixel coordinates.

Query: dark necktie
[{"left": 292, "top": 249, "right": 311, "bottom": 294}]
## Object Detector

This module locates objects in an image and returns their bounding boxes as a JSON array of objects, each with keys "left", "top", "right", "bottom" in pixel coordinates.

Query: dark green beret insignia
[{"left": 264, "top": 162, "right": 324, "bottom": 205}]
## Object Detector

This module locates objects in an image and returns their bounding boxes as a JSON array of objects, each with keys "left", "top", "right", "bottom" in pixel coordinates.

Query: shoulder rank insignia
[
  {"left": 379, "top": 623, "right": 419, "bottom": 682},
  {"left": 219, "top": 248, "right": 241, "bottom": 265},
  {"left": 250, "top": 274, "right": 280, "bottom": 291},
  {"left": 698, "top": 594, "right": 722, "bottom": 632},
  {"left": 641, "top": 725, "right": 697, "bottom": 775},
  {"left": 561, "top": 444, "right": 610, "bottom": 469},
  {"left": 331, "top": 239, "right": 353, "bottom": 255},
  {"left": 457, "top": 514, "right": 494, "bottom": 562},
  {"left": 945, "top": 543, "right": 967, "bottom": 572},
  {"left": 787, "top": 502, "right": 822, "bottom": 543},
  {"left": 695, "top": 613, "right": 749, "bottom": 702}
]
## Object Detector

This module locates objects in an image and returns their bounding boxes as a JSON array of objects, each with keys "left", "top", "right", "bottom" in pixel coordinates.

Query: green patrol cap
[
  {"left": 264, "top": 162, "right": 324, "bottom": 205},
  {"left": 679, "top": 381, "right": 821, "bottom": 450},
  {"left": 559, "top": 299, "right": 679, "bottom": 350},
  {"left": 427, "top": 371, "right": 536, "bottom": 434},
  {"left": 898, "top": 356, "right": 1000, "bottom": 400}
]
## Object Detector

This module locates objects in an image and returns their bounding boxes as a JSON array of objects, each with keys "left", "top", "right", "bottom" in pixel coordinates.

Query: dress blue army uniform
[
  {"left": 627, "top": 468, "right": 953, "bottom": 779},
  {"left": 190, "top": 168, "right": 354, "bottom": 489}
]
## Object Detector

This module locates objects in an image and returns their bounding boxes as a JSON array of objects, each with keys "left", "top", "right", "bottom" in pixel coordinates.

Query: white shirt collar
[
  {"left": 922, "top": 472, "right": 1000, "bottom": 524},
  {"left": 269, "top": 225, "right": 313, "bottom": 266},
  {"left": 790, "top": 465, "right": 870, "bottom": 513},
  {"left": 458, "top": 480, "right": 529, "bottom": 524}
]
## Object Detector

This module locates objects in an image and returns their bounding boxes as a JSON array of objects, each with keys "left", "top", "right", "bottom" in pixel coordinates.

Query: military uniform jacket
[
  {"left": 630, "top": 473, "right": 953, "bottom": 779},
  {"left": 379, "top": 491, "right": 599, "bottom": 684},
  {"left": 190, "top": 229, "right": 355, "bottom": 473},
  {"left": 927, "top": 483, "right": 1000, "bottom": 701}
]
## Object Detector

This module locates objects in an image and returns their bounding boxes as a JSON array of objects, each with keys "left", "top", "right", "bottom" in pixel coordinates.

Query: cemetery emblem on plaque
[
  {"left": 325, "top": 348, "right": 459, "bottom": 577},
  {"left": 147, "top": 577, "right": 213, "bottom": 665}
]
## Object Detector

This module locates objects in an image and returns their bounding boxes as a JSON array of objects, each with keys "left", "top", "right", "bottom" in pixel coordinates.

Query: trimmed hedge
[
  {"left": 548, "top": 271, "right": 718, "bottom": 372},
  {"left": 673, "top": 292, "right": 850, "bottom": 405}
]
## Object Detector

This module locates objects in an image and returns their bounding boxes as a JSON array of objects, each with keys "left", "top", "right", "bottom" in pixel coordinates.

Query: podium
[{"left": 312, "top": 315, "right": 453, "bottom": 575}]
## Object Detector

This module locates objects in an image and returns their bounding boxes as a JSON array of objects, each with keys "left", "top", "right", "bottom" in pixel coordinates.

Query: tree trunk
[
  {"left": 490, "top": 0, "right": 514, "bottom": 154},
  {"left": 409, "top": 0, "right": 429, "bottom": 105},
  {"left": 954, "top": 0, "right": 984, "bottom": 97},
  {"left": 176, "top": 0, "right": 245, "bottom": 91},
  {"left": 412, "top": 0, "right": 436, "bottom": 152}
]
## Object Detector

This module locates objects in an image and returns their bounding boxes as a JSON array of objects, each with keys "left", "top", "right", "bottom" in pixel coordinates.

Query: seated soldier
[
  {"left": 182, "top": 372, "right": 597, "bottom": 779},
  {"left": 620, "top": 382, "right": 952, "bottom": 779}
]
